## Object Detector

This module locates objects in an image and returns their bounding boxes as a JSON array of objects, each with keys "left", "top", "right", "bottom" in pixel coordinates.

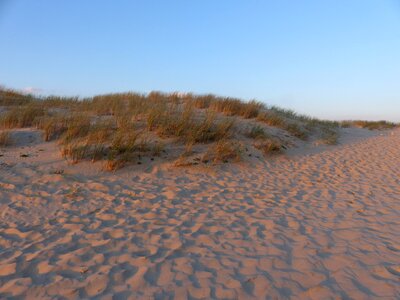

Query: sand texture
[{"left": 0, "top": 129, "right": 399, "bottom": 299}]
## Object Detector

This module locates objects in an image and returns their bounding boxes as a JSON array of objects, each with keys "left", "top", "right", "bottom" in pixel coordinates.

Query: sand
[{"left": 0, "top": 128, "right": 399, "bottom": 299}]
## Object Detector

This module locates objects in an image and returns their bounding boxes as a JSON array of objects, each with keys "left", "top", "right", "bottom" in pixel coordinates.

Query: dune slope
[{"left": 0, "top": 129, "right": 399, "bottom": 299}]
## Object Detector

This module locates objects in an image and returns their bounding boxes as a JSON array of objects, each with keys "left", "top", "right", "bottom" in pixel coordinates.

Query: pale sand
[{"left": 0, "top": 129, "right": 399, "bottom": 299}]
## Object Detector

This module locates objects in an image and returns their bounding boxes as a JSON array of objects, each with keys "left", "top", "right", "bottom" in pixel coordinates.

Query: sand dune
[{"left": 0, "top": 129, "right": 399, "bottom": 299}]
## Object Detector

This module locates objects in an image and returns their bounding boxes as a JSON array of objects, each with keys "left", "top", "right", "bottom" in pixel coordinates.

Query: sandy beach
[{"left": 0, "top": 128, "right": 398, "bottom": 299}]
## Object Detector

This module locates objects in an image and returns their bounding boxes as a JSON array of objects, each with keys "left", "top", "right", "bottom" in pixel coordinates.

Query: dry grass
[
  {"left": 190, "top": 94, "right": 215, "bottom": 109},
  {"left": 209, "top": 98, "right": 263, "bottom": 118},
  {"left": 257, "top": 111, "right": 308, "bottom": 139},
  {"left": 147, "top": 103, "right": 234, "bottom": 144},
  {"left": 246, "top": 125, "right": 268, "bottom": 140},
  {"left": 320, "top": 128, "right": 339, "bottom": 145},
  {"left": 257, "top": 112, "right": 286, "bottom": 127},
  {"left": 0, "top": 88, "right": 34, "bottom": 106},
  {"left": 253, "top": 139, "right": 282, "bottom": 155},
  {"left": 0, "top": 105, "right": 45, "bottom": 129},
  {"left": 35, "top": 114, "right": 91, "bottom": 142},
  {"left": 341, "top": 120, "right": 398, "bottom": 130},
  {"left": 284, "top": 123, "right": 308, "bottom": 140},
  {"left": 4, "top": 87, "right": 395, "bottom": 171},
  {"left": 202, "top": 140, "right": 242, "bottom": 164},
  {"left": 0, "top": 131, "right": 12, "bottom": 147},
  {"left": 189, "top": 94, "right": 264, "bottom": 119}
]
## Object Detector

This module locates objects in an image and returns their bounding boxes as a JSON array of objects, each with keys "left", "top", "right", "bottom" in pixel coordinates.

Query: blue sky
[{"left": 1, "top": 0, "right": 399, "bottom": 121}]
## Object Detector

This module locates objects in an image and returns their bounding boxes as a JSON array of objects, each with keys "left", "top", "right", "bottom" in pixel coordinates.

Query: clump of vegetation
[
  {"left": 173, "top": 142, "right": 197, "bottom": 167},
  {"left": 7, "top": 87, "right": 396, "bottom": 171},
  {"left": 284, "top": 123, "right": 308, "bottom": 140},
  {"left": 0, "top": 105, "right": 45, "bottom": 129},
  {"left": 253, "top": 139, "right": 282, "bottom": 155},
  {"left": 257, "top": 111, "right": 308, "bottom": 139},
  {"left": 209, "top": 98, "right": 263, "bottom": 118},
  {"left": 257, "top": 112, "right": 286, "bottom": 127},
  {"left": 147, "top": 103, "right": 234, "bottom": 144},
  {"left": 341, "top": 120, "right": 398, "bottom": 130},
  {"left": 0, "top": 131, "right": 12, "bottom": 147},
  {"left": 246, "top": 125, "right": 268, "bottom": 139},
  {"left": 202, "top": 140, "right": 242, "bottom": 164},
  {"left": 0, "top": 88, "right": 34, "bottom": 106},
  {"left": 320, "top": 128, "right": 339, "bottom": 145},
  {"left": 190, "top": 94, "right": 215, "bottom": 109},
  {"left": 35, "top": 114, "right": 91, "bottom": 141}
]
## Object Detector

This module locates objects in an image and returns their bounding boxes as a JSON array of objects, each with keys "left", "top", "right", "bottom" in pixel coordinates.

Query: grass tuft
[
  {"left": 0, "top": 105, "right": 45, "bottom": 129},
  {"left": 202, "top": 140, "right": 242, "bottom": 164},
  {"left": 246, "top": 125, "right": 268, "bottom": 139},
  {"left": 253, "top": 139, "right": 282, "bottom": 155},
  {"left": 0, "top": 131, "right": 12, "bottom": 147}
]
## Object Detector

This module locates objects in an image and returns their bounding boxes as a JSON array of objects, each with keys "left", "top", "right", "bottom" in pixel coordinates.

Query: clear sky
[{"left": 1, "top": 0, "right": 399, "bottom": 121}]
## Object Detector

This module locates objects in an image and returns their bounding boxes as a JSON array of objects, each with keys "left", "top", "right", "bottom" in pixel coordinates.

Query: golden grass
[{"left": 4, "top": 87, "right": 396, "bottom": 171}]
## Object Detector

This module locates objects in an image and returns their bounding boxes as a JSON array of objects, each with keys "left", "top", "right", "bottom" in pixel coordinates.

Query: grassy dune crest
[{"left": 1, "top": 88, "right": 397, "bottom": 170}]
